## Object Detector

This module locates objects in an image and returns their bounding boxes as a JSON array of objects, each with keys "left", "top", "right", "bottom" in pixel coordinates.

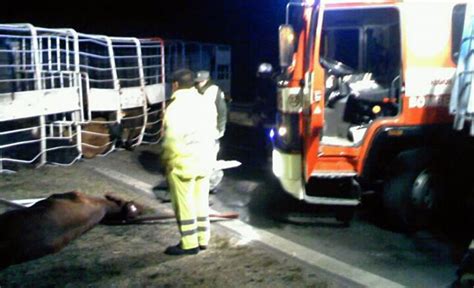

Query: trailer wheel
[{"left": 383, "top": 149, "right": 443, "bottom": 231}]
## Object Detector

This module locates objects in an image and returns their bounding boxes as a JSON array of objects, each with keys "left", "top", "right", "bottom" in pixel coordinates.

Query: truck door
[
  {"left": 301, "top": 5, "right": 322, "bottom": 181},
  {"left": 315, "top": 7, "right": 402, "bottom": 147}
]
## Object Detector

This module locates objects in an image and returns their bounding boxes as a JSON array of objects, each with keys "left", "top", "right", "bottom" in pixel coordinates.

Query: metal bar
[
  {"left": 0, "top": 77, "right": 37, "bottom": 82},
  {"left": 0, "top": 126, "right": 40, "bottom": 136},
  {"left": 108, "top": 37, "right": 121, "bottom": 124},
  {"left": 161, "top": 41, "right": 165, "bottom": 85},
  {"left": 47, "top": 36, "right": 52, "bottom": 70},
  {"left": 134, "top": 37, "right": 147, "bottom": 146},
  {"left": 77, "top": 65, "right": 115, "bottom": 72},
  {"left": 78, "top": 51, "right": 112, "bottom": 59},
  {"left": 65, "top": 34, "right": 70, "bottom": 85},
  {"left": 56, "top": 36, "right": 60, "bottom": 71},
  {"left": 81, "top": 72, "right": 92, "bottom": 121},
  {"left": 68, "top": 28, "right": 84, "bottom": 128},
  {"left": 0, "top": 33, "right": 34, "bottom": 39},
  {"left": 0, "top": 138, "right": 42, "bottom": 150},
  {"left": 48, "top": 36, "right": 53, "bottom": 87},
  {"left": 22, "top": 38, "right": 26, "bottom": 71},
  {"left": 39, "top": 115, "right": 47, "bottom": 166},
  {"left": 60, "top": 116, "right": 65, "bottom": 136},
  {"left": 25, "top": 24, "right": 47, "bottom": 166},
  {"left": 0, "top": 63, "right": 36, "bottom": 68},
  {"left": 48, "top": 122, "right": 53, "bottom": 137},
  {"left": 39, "top": 37, "right": 45, "bottom": 89},
  {"left": 59, "top": 69, "right": 64, "bottom": 88}
]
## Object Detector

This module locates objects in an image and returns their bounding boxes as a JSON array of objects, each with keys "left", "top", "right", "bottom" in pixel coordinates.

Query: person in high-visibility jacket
[
  {"left": 161, "top": 69, "right": 217, "bottom": 255},
  {"left": 195, "top": 70, "right": 229, "bottom": 193}
]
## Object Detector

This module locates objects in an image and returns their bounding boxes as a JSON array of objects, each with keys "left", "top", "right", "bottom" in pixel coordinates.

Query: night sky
[{"left": 1, "top": 1, "right": 289, "bottom": 102}]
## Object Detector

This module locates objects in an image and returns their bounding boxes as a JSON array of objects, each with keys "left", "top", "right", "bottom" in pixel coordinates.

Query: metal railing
[
  {"left": 0, "top": 24, "right": 167, "bottom": 173},
  {"left": 164, "top": 40, "right": 231, "bottom": 96},
  {"left": 0, "top": 24, "right": 82, "bottom": 172},
  {"left": 77, "top": 34, "right": 166, "bottom": 150},
  {"left": 0, "top": 23, "right": 230, "bottom": 173}
]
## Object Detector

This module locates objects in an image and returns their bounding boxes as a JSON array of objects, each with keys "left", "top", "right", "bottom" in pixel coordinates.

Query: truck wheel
[{"left": 383, "top": 149, "right": 443, "bottom": 231}]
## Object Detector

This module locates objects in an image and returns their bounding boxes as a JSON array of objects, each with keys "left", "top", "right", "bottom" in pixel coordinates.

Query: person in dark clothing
[{"left": 195, "top": 70, "right": 228, "bottom": 193}]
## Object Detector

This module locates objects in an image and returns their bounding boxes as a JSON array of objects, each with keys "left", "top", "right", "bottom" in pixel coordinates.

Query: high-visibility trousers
[{"left": 167, "top": 171, "right": 210, "bottom": 249}]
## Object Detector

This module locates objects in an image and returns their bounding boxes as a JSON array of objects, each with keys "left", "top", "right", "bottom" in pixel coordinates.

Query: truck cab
[{"left": 272, "top": 0, "right": 468, "bottom": 228}]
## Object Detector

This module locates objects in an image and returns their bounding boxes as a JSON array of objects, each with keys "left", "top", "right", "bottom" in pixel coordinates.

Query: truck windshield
[
  {"left": 452, "top": 4, "right": 467, "bottom": 61},
  {"left": 320, "top": 7, "right": 401, "bottom": 87}
]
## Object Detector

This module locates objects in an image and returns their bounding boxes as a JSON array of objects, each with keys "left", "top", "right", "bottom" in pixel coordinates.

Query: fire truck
[{"left": 267, "top": 0, "right": 472, "bottom": 229}]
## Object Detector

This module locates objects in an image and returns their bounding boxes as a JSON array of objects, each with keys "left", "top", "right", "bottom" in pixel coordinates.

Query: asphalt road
[{"left": 88, "top": 123, "right": 471, "bottom": 287}]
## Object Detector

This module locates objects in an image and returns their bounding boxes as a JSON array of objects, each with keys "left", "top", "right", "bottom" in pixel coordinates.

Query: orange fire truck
[{"left": 267, "top": 0, "right": 472, "bottom": 229}]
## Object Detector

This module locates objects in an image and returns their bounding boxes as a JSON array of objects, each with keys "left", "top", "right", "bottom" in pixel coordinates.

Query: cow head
[{"left": 102, "top": 194, "right": 142, "bottom": 222}]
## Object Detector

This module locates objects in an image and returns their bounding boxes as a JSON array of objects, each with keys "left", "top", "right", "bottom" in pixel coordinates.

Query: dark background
[{"left": 1, "top": 1, "right": 288, "bottom": 102}]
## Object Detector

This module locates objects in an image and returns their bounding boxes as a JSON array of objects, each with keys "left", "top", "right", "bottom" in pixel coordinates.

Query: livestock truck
[{"left": 0, "top": 24, "right": 231, "bottom": 173}]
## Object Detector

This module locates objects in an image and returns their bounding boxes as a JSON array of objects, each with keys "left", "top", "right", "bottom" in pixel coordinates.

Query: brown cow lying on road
[{"left": 0, "top": 191, "right": 141, "bottom": 270}]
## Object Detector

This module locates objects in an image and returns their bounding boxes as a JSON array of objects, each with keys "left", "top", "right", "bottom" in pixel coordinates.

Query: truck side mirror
[{"left": 279, "top": 25, "right": 296, "bottom": 68}]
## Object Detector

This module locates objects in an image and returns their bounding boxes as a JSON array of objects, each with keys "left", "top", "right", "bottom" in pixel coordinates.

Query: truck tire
[{"left": 383, "top": 149, "right": 443, "bottom": 231}]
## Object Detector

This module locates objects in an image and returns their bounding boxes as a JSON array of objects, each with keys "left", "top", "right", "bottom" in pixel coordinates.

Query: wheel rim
[{"left": 411, "top": 169, "right": 435, "bottom": 212}]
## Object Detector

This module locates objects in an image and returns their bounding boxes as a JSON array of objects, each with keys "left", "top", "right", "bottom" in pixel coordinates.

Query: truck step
[
  {"left": 303, "top": 195, "right": 360, "bottom": 206},
  {"left": 311, "top": 171, "right": 357, "bottom": 178},
  {"left": 305, "top": 176, "right": 360, "bottom": 206}
]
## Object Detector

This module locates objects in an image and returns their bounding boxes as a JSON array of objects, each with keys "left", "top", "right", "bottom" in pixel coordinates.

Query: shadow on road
[
  {"left": 137, "top": 150, "right": 163, "bottom": 174},
  {"left": 219, "top": 124, "right": 350, "bottom": 230}
]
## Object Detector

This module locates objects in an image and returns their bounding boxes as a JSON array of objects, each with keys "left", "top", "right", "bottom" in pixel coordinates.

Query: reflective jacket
[
  {"left": 161, "top": 88, "right": 217, "bottom": 178},
  {"left": 197, "top": 81, "right": 228, "bottom": 139}
]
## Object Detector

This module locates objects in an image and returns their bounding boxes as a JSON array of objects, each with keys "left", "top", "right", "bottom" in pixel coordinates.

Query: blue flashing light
[{"left": 269, "top": 128, "right": 275, "bottom": 140}]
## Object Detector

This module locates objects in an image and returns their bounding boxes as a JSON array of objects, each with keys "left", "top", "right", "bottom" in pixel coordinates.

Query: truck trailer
[{"left": 0, "top": 24, "right": 231, "bottom": 173}]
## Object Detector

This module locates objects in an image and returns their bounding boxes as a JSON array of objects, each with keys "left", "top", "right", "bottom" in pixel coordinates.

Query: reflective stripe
[
  {"left": 181, "top": 229, "right": 198, "bottom": 236},
  {"left": 178, "top": 219, "right": 196, "bottom": 226},
  {"left": 197, "top": 216, "right": 208, "bottom": 222},
  {"left": 198, "top": 227, "right": 208, "bottom": 232}
]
